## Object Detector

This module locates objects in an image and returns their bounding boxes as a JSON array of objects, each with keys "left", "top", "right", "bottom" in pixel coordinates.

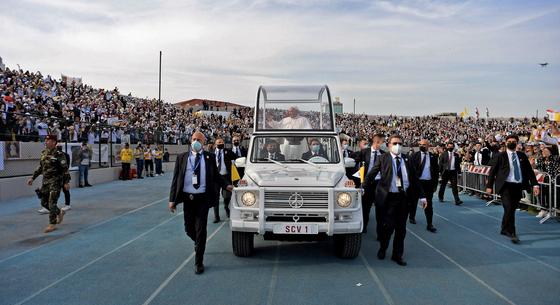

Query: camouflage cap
[{"left": 45, "top": 135, "right": 58, "bottom": 141}]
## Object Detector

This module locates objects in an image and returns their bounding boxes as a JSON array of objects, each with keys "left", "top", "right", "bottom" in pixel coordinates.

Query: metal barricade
[
  {"left": 539, "top": 173, "right": 559, "bottom": 224},
  {"left": 458, "top": 164, "right": 499, "bottom": 206}
]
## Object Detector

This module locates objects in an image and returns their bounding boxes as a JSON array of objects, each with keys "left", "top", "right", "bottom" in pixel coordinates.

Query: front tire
[
  {"left": 232, "top": 231, "right": 254, "bottom": 257},
  {"left": 334, "top": 233, "right": 362, "bottom": 259}
]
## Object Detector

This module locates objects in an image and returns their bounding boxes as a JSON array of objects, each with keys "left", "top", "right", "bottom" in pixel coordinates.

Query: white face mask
[{"left": 390, "top": 144, "right": 402, "bottom": 155}]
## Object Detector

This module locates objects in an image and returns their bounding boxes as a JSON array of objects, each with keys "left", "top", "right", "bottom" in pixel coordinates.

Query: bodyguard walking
[
  {"left": 438, "top": 142, "right": 463, "bottom": 205},
  {"left": 27, "top": 135, "right": 71, "bottom": 233},
  {"left": 168, "top": 132, "right": 233, "bottom": 274},
  {"left": 409, "top": 139, "right": 439, "bottom": 232},
  {"left": 364, "top": 135, "right": 427, "bottom": 266},
  {"left": 486, "top": 134, "right": 539, "bottom": 244}
]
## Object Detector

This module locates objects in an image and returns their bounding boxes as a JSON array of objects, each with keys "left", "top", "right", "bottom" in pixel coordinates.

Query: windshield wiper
[
  {"left": 267, "top": 158, "right": 288, "bottom": 168},
  {"left": 297, "top": 158, "right": 321, "bottom": 169}
]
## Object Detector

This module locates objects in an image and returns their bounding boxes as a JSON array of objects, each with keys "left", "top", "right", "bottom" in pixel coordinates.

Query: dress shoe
[
  {"left": 85, "top": 183, "right": 92, "bottom": 187},
  {"left": 377, "top": 249, "right": 386, "bottom": 260},
  {"left": 213, "top": 218, "right": 221, "bottom": 223},
  {"left": 455, "top": 200, "right": 463, "bottom": 205},
  {"left": 391, "top": 256, "right": 407, "bottom": 266},
  {"left": 427, "top": 225, "right": 437, "bottom": 233},
  {"left": 409, "top": 218, "right": 416, "bottom": 224},
  {"left": 500, "top": 231, "right": 512, "bottom": 237},
  {"left": 195, "top": 264, "right": 204, "bottom": 274},
  {"left": 438, "top": 198, "right": 445, "bottom": 203},
  {"left": 57, "top": 210, "right": 65, "bottom": 224},
  {"left": 511, "top": 236, "right": 520, "bottom": 244},
  {"left": 78, "top": 184, "right": 84, "bottom": 188},
  {"left": 362, "top": 229, "right": 367, "bottom": 234},
  {"left": 44, "top": 224, "right": 57, "bottom": 233}
]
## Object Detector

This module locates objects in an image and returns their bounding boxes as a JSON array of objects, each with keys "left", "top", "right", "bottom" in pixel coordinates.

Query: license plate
[{"left": 273, "top": 223, "right": 318, "bottom": 234}]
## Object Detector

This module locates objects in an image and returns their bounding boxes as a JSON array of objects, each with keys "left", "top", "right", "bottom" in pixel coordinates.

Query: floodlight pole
[{"left": 158, "top": 51, "right": 162, "bottom": 146}]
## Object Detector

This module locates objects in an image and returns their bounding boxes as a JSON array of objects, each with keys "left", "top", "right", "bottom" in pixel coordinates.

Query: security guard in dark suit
[
  {"left": 213, "top": 138, "right": 235, "bottom": 223},
  {"left": 168, "top": 132, "right": 233, "bottom": 274},
  {"left": 409, "top": 139, "right": 439, "bottom": 232},
  {"left": 486, "top": 134, "right": 539, "bottom": 244}
]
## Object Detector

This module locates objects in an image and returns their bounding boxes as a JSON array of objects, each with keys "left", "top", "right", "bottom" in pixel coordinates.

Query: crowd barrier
[{"left": 459, "top": 163, "right": 558, "bottom": 224}]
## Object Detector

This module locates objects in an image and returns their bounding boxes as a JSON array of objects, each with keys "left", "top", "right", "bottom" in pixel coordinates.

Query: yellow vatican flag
[
  {"left": 231, "top": 162, "right": 241, "bottom": 182},
  {"left": 352, "top": 162, "right": 365, "bottom": 183}
]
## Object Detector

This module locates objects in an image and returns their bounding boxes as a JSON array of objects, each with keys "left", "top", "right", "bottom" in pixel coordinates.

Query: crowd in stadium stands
[{"left": 1, "top": 65, "right": 559, "bottom": 162}]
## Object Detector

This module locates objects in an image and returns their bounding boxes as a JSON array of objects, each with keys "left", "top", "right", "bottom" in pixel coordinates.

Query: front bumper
[{"left": 229, "top": 186, "right": 363, "bottom": 236}]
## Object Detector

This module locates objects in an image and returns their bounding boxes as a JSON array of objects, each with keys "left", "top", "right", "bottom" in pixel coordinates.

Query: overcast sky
[{"left": 1, "top": 0, "right": 559, "bottom": 117}]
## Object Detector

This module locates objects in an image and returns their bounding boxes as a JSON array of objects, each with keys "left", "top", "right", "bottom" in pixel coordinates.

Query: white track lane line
[
  {"left": 0, "top": 197, "right": 167, "bottom": 265},
  {"left": 266, "top": 241, "right": 280, "bottom": 305},
  {"left": 142, "top": 221, "right": 228, "bottom": 305},
  {"left": 359, "top": 252, "right": 395, "bottom": 305},
  {"left": 407, "top": 229, "right": 517, "bottom": 305},
  {"left": 433, "top": 212, "right": 560, "bottom": 273},
  {"left": 15, "top": 212, "right": 182, "bottom": 305}
]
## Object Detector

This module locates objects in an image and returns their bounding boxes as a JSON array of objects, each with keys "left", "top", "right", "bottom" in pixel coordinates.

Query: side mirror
[
  {"left": 235, "top": 157, "right": 247, "bottom": 168},
  {"left": 344, "top": 157, "right": 356, "bottom": 168}
]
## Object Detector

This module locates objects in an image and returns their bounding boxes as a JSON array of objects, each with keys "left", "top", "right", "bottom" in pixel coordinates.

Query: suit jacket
[
  {"left": 363, "top": 153, "right": 425, "bottom": 207},
  {"left": 341, "top": 148, "right": 354, "bottom": 159},
  {"left": 355, "top": 148, "right": 385, "bottom": 174},
  {"left": 302, "top": 150, "right": 328, "bottom": 160},
  {"left": 486, "top": 151, "right": 538, "bottom": 194},
  {"left": 231, "top": 145, "right": 247, "bottom": 158},
  {"left": 471, "top": 148, "right": 491, "bottom": 165},
  {"left": 169, "top": 150, "right": 227, "bottom": 206},
  {"left": 214, "top": 148, "right": 236, "bottom": 182},
  {"left": 410, "top": 151, "right": 439, "bottom": 190},
  {"left": 439, "top": 151, "right": 462, "bottom": 173}
]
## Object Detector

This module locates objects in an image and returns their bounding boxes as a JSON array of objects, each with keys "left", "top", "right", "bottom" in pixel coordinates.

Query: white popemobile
[{"left": 230, "top": 85, "right": 363, "bottom": 258}]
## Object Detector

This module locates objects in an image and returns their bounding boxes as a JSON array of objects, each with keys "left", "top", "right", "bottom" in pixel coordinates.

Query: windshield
[
  {"left": 255, "top": 85, "right": 334, "bottom": 132},
  {"left": 251, "top": 136, "right": 340, "bottom": 164}
]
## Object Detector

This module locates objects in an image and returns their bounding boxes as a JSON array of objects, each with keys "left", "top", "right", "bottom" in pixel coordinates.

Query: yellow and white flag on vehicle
[
  {"left": 547, "top": 109, "right": 560, "bottom": 121},
  {"left": 231, "top": 162, "right": 241, "bottom": 182},
  {"left": 353, "top": 162, "right": 365, "bottom": 183}
]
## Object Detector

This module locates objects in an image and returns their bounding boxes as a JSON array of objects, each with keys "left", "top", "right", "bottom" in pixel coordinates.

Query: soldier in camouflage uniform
[{"left": 27, "top": 135, "right": 71, "bottom": 233}]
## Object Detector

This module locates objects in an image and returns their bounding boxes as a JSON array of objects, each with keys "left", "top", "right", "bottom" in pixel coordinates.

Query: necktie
[
  {"left": 194, "top": 153, "right": 201, "bottom": 189},
  {"left": 448, "top": 152, "right": 452, "bottom": 170},
  {"left": 217, "top": 150, "right": 222, "bottom": 169},
  {"left": 396, "top": 156, "right": 403, "bottom": 191},
  {"left": 512, "top": 152, "right": 521, "bottom": 181},
  {"left": 236, "top": 147, "right": 241, "bottom": 157},
  {"left": 420, "top": 152, "right": 427, "bottom": 172}
]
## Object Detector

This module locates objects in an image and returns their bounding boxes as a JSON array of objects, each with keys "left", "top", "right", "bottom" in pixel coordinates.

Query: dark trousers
[
  {"left": 121, "top": 162, "right": 131, "bottom": 180},
  {"left": 410, "top": 180, "right": 434, "bottom": 226},
  {"left": 379, "top": 192, "right": 409, "bottom": 259},
  {"left": 155, "top": 159, "right": 163, "bottom": 175},
  {"left": 361, "top": 181, "right": 377, "bottom": 234},
  {"left": 500, "top": 183, "right": 522, "bottom": 236},
  {"left": 62, "top": 188, "right": 70, "bottom": 206},
  {"left": 438, "top": 170, "right": 460, "bottom": 202},
  {"left": 214, "top": 175, "right": 231, "bottom": 219},
  {"left": 136, "top": 159, "right": 144, "bottom": 178},
  {"left": 182, "top": 193, "right": 210, "bottom": 266},
  {"left": 145, "top": 160, "right": 154, "bottom": 175}
]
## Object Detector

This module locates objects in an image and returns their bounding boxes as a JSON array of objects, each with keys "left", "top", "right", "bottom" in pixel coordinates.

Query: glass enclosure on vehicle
[
  {"left": 250, "top": 135, "right": 340, "bottom": 164},
  {"left": 254, "top": 85, "right": 335, "bottom": 132}
]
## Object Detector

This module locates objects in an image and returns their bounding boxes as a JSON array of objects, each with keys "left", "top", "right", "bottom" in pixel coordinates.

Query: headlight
[
  {"left": 337, "top": 192, "right": 352, "bottom": 208},
  {"left": 241, "top": 191, "right": 257, "bottom": 207}
]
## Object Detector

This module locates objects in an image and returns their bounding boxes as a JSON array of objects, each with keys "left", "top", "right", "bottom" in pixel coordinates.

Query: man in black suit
[
  {"left": 438, "top": 142, "right": 463, "bottom": 205},
  {"left": 259, "top": 140, "right": 286, "bottom": 161},
  {"left": 231, "top": 135, "right": 247, "bottom": 179},
  {"left": 301, "top": 138, "right": 328, "bottom": 160},
  {"left": 472, "top": 142, "right": 491, "bottom": 166},
  {"left": 409, "top": 139, "right": 439, "bottom": 232},
  {"left": 168, "top": 131, "right": 233, "bottom": 274},
  {"left": 486, "top": 134, "right": 539, "bottom": 244},
  {"left": 356, "top": 133, "right": 385, "bottom": 235},
  {"left": 231, "top": 136, "right": 247, "bottom": 158},
  {"left": 364, "top": 134, "right": 427, "bottom": 266},
  {"left": 212, "top": 137, "right": 236, "bottom": 223}
]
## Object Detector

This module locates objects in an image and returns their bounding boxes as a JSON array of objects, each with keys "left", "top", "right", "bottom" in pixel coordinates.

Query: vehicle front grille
[{"left": 264, "top": 191, "right": 329, "bottom": 209}]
